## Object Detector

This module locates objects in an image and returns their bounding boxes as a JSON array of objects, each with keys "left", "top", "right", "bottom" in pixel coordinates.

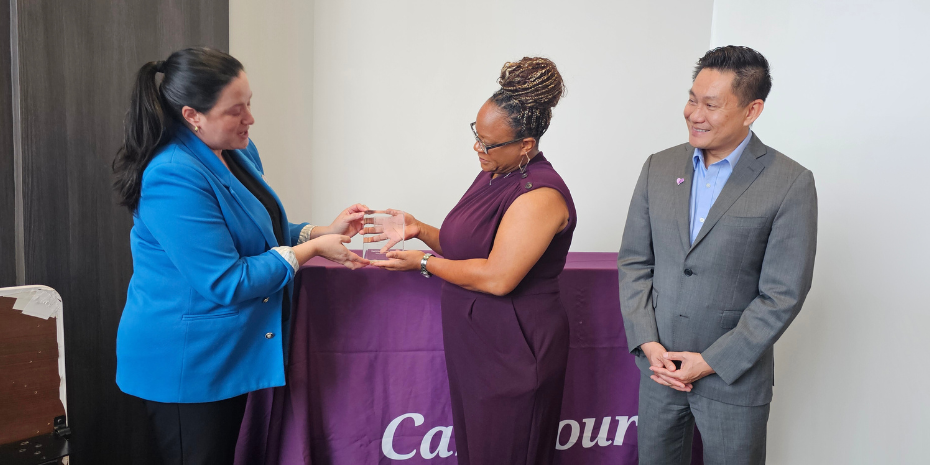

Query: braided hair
[{"left": 489, "top": 57, "right": 565, "bottom": 140}]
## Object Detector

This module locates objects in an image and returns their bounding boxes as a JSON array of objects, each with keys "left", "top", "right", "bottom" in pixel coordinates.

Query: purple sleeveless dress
[{"left": 439, "top": 153, "right": 576, "bottom": 465}]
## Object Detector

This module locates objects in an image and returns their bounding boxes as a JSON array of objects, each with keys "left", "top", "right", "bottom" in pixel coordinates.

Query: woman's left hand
[
  {"left": 328, "top": 203, "right": 369, "bottom": 237},
  {"left": 370, "top": 250, "right": 425, "bottom": 271}
]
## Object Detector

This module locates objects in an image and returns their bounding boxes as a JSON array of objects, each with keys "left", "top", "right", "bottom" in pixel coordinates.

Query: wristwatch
[{"left": 420, "top": 253, "right": 433, "bottom": 278}]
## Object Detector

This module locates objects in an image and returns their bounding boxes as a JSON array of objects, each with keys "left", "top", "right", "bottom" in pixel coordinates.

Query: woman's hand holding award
[{"left": 361, "top": 209, "right": 407, "bottom": 261}]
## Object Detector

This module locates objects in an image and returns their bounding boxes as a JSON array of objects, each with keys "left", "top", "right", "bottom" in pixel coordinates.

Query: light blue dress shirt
[{"left": 689, "top": 131, "right": 753, "bottom": 244}]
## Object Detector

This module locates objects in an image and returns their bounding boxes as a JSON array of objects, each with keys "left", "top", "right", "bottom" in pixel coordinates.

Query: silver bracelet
[{"left": 420, "top": 253, "right": 433, "bottom": 278}]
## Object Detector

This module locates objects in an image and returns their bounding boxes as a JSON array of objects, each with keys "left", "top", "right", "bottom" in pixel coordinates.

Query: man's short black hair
[{"left": 693, "top": 46, "right": 772, "bottom": 107}]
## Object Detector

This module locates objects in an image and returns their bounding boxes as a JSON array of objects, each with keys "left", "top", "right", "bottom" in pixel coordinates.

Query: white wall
[
  {"left": 230, "top": 0, "right": 314, "bottom": 227},
  {"left": 232, "top": 0, "right": 930, "bottom": 462},
  {"left": 232, "top": 0, "right": 714, "bottom": 251},
  {"left": 711, "top": 1, "right": 930, "bottom": 463}
]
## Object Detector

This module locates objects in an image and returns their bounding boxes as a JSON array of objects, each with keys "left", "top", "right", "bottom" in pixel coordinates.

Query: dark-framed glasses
[{"left": 470, "top": 122, "right": 524, "bottom": 154}]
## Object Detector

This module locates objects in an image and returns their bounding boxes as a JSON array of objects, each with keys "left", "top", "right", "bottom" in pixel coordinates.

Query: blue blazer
[{"left": 116, "top": 126, "right": 307, "bottom": 403}]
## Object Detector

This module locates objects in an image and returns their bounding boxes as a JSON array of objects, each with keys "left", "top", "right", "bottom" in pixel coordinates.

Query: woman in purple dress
[{"left": 373, "top": 57, "right": 576, "bottom": 464}]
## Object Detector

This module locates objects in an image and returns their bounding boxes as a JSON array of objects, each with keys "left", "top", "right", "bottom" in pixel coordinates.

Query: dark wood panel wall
[
  {"left": 0, "top": 0, "right": 15, "bottom": 289},
  {"left": 8, "top": 1, "right": 229, "bottom": 463}
]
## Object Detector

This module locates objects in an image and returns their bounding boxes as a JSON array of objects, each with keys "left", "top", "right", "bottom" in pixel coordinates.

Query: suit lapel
[
  {"left": 176, "top": 128, "right": 279, "bottom": 249},
  {"left": 227, "top": 149, "right": 289, "bottom": 246},
  {"left": 676, "top": 145, "right": 695, "bottom": 252},
  {"left": 688, "top": 134, "right": 768, "bottom": 253},
  {"left": 176, "top": 126, "right": 234, "bottom": 187},
  {"left": 226, "top": 179, "right": 279, "bottom": 249}
]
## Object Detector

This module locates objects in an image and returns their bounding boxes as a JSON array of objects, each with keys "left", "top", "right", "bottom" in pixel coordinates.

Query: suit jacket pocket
[
  {"left": 719, "top": 215, "right": 767, "bottom": 228},
  {"left": 181, "top": 310, "right": 239, "bottom": 320},
  {"left": 719, "top": 310, "right": 742, "bottom": 330}
]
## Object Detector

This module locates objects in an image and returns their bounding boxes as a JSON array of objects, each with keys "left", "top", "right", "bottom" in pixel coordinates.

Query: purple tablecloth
[{"left": 235, "top": 252, "right": 702, "bottom": 464}]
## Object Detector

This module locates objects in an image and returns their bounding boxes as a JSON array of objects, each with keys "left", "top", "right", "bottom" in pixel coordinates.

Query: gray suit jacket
[{"left": 618, "top": 133, "right": 817, "bottom": 406}]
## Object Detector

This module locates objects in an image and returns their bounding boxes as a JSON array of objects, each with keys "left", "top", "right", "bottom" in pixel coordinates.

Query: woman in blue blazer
[{"left": 112, "top": 48, "right": 368, "bottom": 465}]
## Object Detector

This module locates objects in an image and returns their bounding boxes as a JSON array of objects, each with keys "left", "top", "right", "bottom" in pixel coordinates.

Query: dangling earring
[{"left": 518, "top": 153, "right": 530, "bottom": 178}]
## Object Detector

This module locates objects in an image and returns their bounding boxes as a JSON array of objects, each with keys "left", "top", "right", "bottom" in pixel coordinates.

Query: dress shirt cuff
[
  {"left": 298, "top": 224, "right": 317, "bottom": 244},
  {"left": 272, "top": 246, "right": 299, "bottom": 273}
]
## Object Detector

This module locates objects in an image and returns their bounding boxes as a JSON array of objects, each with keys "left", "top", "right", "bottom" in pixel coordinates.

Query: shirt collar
[{"left": 693, "top": 130, "right": 753, "bottom": 171}]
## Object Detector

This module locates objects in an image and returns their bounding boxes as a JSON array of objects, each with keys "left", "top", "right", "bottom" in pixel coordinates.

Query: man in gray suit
[{"left": 618, "top": 46, "right": 817, "bottom": 464}]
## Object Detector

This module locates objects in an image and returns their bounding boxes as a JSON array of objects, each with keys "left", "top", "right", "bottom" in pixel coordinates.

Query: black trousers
[{"left": 142, "top": 394, "right": 248, "bottom": 465}]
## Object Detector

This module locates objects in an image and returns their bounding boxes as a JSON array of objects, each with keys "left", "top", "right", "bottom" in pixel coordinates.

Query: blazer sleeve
[
  {"left": 618, "top": 155, "right": 660, "bottom": 352},
  {"left": 288, "top": 222, "right": 310, "bottom": 245},
  {"left": 138, "top": 160, "right": 296, "bottom": 306},
  {"left": 702, "top": 169, "right": 818, "bottom": 384}
]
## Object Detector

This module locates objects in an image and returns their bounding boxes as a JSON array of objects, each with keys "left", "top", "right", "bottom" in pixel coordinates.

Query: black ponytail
[
  {"left": 113, "top": 47, "right": 243, "bottom": 211},
  {"left": 112, "top": 60, "right": 166, "bottom": 211}
]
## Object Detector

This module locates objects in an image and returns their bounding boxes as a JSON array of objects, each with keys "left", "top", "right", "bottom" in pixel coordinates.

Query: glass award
[{"left": 362, "top": 209, "right": 406, "bottom": 261}]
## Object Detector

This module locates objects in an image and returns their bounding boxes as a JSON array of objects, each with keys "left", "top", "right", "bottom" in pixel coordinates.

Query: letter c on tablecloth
[{"left": 382, "top": 413, "right": 425, "bottom": 460}]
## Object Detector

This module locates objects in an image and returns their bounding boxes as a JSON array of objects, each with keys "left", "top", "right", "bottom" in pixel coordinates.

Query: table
[{"left": 235, "top": 252, "right": 702, "bottom": 464}]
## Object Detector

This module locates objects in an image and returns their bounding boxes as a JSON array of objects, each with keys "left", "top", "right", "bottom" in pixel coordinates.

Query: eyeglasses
[{"left": 470, "top": 122, "right": 524, "bottom": 154}]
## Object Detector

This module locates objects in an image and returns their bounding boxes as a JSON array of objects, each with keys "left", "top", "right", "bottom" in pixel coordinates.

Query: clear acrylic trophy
[{"left": 362, "top": 209, "right": 406, "bottom": 261}]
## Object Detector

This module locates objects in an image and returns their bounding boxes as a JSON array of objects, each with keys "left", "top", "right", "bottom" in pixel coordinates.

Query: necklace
[{"left": 489, "top": 171, "right": 514, "bottom": 186}]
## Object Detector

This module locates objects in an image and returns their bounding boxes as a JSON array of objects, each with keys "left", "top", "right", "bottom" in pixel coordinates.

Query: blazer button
[
  {"left": 263, "top": 297, "right": 269, "bottom": 303},
  {"left": 683, "top": 269, "right": 693, "bottom": 276},
  {"left": 265, "top": 332, "right": 275, "bottom": 339}
]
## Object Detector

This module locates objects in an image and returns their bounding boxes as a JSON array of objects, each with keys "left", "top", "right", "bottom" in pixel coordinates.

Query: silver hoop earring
[{"left": 518, "top": 153, "right": 530, "bottom": 178}]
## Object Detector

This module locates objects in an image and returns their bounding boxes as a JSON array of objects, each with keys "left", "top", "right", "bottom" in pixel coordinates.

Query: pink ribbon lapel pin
[{"left": 676, "top": 177, "right": 685, "bottom": 185}]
